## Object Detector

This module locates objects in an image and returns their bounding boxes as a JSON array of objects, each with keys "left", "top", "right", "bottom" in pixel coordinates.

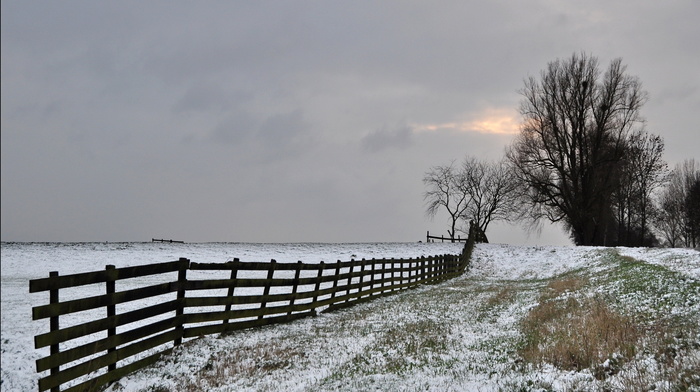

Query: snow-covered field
[{"left": 2, "top": 242, "right": 699, "bottom": 391}]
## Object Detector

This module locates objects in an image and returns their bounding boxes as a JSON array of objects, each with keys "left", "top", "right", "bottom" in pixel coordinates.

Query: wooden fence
[
  {"left": 30, "top": 239, "right": 474, "bottom": 392},
  {"left": 426, "top": 230, "right": 468, "bottom": 243},
  {"left": 151, "top": 238, "right": 184, "bottom": 243}
]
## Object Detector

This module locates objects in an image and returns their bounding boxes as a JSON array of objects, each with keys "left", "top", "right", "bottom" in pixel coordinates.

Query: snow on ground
[
  {"left": 616, "top": 246, "right": 700, "bottom": 279},
  {"left": 2, "top": 242, "right": 699, "bottom": 391},
  {"left": 469, "top": 243, "right": 606, "bottom": 280}
]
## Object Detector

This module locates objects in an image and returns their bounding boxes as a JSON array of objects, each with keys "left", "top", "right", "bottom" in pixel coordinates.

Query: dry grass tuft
[
  {"left": 520, "top": 278, "right": 640, "bottom": 375},
  {"left": 543, "top": 276, "right": 588, "bottom": 299},
  {"left": 485, "top": 285, "right": 517, "bottom": 309}
]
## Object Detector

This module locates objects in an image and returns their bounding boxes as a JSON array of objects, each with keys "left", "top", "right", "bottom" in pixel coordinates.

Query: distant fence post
[
  {"left": 174, "top": 258, "right": 189, "bottom": 346},
  {"left": 48, "top": 271, "right": 59, "bottom": 392},
  {"left": 106, "top": 265, "right": 117, "bottom": 372}
]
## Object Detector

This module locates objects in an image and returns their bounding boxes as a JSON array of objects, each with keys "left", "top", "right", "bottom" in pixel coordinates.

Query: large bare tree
[{"left": 507, "top": 53, "right": 647, "bottom": 245}]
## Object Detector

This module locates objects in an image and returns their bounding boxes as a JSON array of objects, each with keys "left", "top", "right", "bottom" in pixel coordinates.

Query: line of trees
[{"left": 424, "top": 53, "right": 699, "bottom": 248}]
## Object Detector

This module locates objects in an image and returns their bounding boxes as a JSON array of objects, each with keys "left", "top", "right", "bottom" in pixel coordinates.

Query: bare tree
[
  {"left": 656, "top": 189, "right": 685, "bottom": 247},
  {"left": 656, "top": 159, "right": 700, "bottom": 247},
  {"left": 458, "top": 157, "right": 520, "bottom": 241},
  {"left": 613, "top": 130, "right": 667, "bottom": 246},
  {"left": 423, "top": 163, "right": 469, "bottom": 241},
  {"left": 507, "top": 53, "right": 647, "bottom": 245},
  {"left": 687, "top": 177, "right": 700, "bottom": 248}
]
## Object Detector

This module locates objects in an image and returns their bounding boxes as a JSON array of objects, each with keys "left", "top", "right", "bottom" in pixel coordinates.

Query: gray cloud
[
  {"left": 173, "top": 84, "right": 249, "bottom": 114},
  {"left": 2, "top": 1, "right": 698, "bottom": 244},
  {"left": 361, "top": 124, "right": 414, "bottom": 153}
]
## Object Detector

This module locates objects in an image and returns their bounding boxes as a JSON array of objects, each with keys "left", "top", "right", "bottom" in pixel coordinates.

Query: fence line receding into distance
[{"left": 29, "top": 238, "right": 474, "bottom": 392}]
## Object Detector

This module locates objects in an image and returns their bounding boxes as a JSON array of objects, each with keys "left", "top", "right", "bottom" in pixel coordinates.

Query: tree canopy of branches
[
  {"left": 508, "top": 53, "right": 650, "bottom": 246},
  {"left": 612, "top": 130, "right": 667, "bottom": 246},
  {"left": 656, "top": 159, "right": 700, "bottom": 248},
  {"left": 459, "top": 157, "right": 519, "bottom": 240},
  {"left": 423, "top": 157, "right": 519, "bottom": 242},
  {"left": 423, "top": 163, "right": 468, "bottom": 241}
]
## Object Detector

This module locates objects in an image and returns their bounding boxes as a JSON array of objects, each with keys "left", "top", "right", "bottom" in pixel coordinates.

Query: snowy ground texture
[{"left": 2, "top": 242, "right": 699, "bottom": 391}]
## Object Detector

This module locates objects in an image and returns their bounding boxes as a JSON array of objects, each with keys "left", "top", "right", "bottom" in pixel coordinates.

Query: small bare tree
[
  {"left": 423, "top": 163, "right": 469, "bottom": 241},
  {"left": 458, "top": 157, "right": 520, "bottom": 240}
]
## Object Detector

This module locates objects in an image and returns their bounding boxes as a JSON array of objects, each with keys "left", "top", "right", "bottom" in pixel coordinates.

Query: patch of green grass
[
  {"left": 589, "top": 250, "right": 700, "bottom": 325},
  {"left": 347, "top": 317, "right": 453, "bottom": 375}
]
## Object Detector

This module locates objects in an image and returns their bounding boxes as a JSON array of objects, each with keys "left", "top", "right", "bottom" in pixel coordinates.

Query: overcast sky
[{"left": 2, "top": 1, "right": 698, "bottom": 244}]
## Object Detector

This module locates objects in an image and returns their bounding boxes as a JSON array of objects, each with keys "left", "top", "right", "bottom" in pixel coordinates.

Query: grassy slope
[{"left": 108, "top": 247, "right": 700, "bottom": 392}]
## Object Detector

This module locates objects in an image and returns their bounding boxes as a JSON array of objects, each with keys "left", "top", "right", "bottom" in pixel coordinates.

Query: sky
[{"left": 2, "top": 1, "right": 699, "bottom": 244}]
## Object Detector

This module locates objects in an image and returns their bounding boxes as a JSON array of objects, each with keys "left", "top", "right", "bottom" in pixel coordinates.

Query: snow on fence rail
[{"left": 29, "top": 239, "right": 474, "bottom": 392}]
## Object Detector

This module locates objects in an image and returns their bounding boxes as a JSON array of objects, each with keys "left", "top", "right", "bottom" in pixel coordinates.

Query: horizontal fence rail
[
  {"left": 30, "top": 238, "right": 474, "bottom": 392},
  {"left": 426, "top": 230, "right": 468, "bottom": 243}
]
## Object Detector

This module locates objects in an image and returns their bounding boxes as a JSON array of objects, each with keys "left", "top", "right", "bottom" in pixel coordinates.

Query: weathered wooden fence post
[
  {"left": 288, "top": 261, "right": 302, "bottom": 316},
  {"left": 346, "top": 261, "right": 355, "bottom": 304},
  {"left": 380, "top": 259, "right": 387, "bottom": 293},
  {"left": 174, "top": 258, "right": 188, "bottom": 347},
  {"left": 223, "top": 258, "right": 239, "bottom": 325},
  {"left": 330, "top": 260, "right": 341, "bottom": 301},
  {"left": 358, "top": 259, "right": 366, "bottom": 299},
  {"left": 406, "top": 258, "right": 413, "bottom": 288},
  {"left": 311, "top": 262, "right": 325, "bottom": 313},
  {"left": 369, "top": 259, "right": 376, "bottom": 296},
  {"left": 259, "top": 260, "right": 276, "bottom": 320},
  {"left": 48, "top": 271, "right": 59, "bottom": 392},
  {"left": 106, "top": 265, "right": 117, "bottom": 372},
  {"left": 414, "top": 259, "right": 419, "bottom": 286}
]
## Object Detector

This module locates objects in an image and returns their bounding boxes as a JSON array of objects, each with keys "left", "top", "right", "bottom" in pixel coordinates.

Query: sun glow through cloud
[{"left": 415, "top": 108, "right": 520, "bottom": 135}]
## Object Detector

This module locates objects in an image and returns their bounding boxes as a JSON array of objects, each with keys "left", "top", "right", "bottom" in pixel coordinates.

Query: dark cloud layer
[{"left": 2, "top": 1, "right": 698, "bottom": 244}]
